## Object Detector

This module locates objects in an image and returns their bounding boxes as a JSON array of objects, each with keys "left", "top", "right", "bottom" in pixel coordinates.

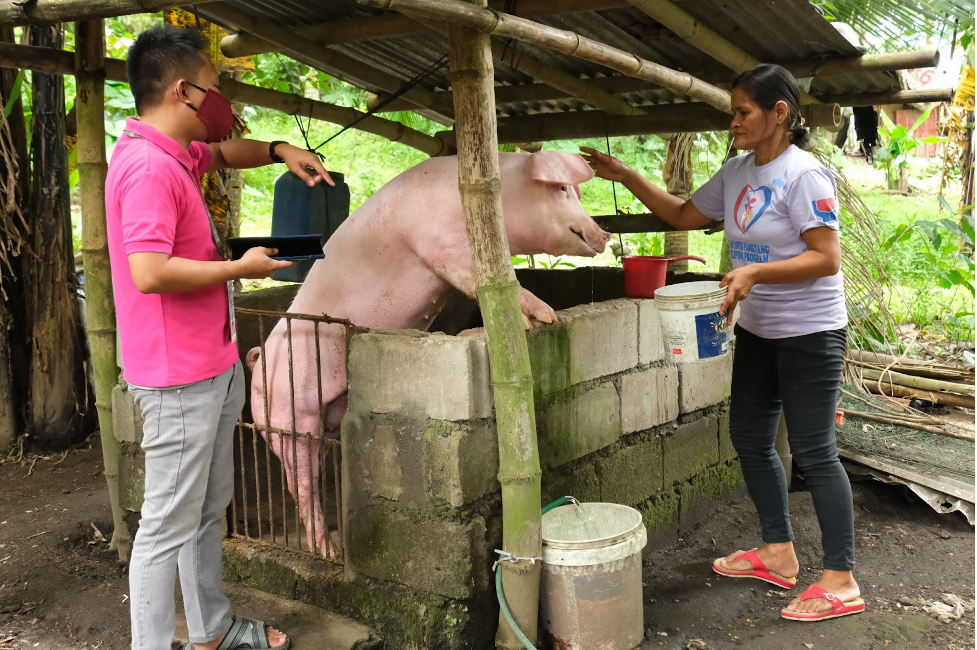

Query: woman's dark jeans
[{"left": 729, "top": 324, "right": 854, "bottom": 571}]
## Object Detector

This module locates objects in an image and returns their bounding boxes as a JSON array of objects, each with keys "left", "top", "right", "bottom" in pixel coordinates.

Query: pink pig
[{"left": 247, "top": 151, "right": 609, "bottom": 558}]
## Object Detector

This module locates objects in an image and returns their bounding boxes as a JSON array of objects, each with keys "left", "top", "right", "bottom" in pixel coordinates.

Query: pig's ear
[{"left": 525, "top": 151, "right": 595, "bottom": 185}]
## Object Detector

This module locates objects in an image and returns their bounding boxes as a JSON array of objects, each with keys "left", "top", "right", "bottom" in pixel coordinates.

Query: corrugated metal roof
[{"left": 202, "top": 0, "right": 903, "bottom": 122}]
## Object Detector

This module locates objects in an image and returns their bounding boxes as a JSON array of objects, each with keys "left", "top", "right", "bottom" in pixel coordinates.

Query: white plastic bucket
[
  {"left": 653, "top": 281, "right": 729, "bottom": 363},
  {"left": 540, "top": 503, "right": 647, "bottom": 650}
]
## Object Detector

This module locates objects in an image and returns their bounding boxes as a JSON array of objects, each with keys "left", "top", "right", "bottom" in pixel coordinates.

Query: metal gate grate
[{"left": 228, "top": 307, "right": 360, "bottom": 563}]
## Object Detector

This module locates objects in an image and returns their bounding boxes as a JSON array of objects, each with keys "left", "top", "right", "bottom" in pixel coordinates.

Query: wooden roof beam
[
  {"left": 817, "top": 88, "right": 955, "bottom": 106},
  {"left": 358, "top": 0, "right": 732, "bottom": 112},
  {"left": 221, "top": 0, "right": 629, "bottom": 57},
  {"left": 372, "top": 49, "right": 941, "bottom": 112},
  {"left": 200, "top": 3, "right": 455, "bottom": 124},
  {"left": 0, "top": 0, "right": 220, "bottom": 27},
  {"left": 408, "top": 15, "right": 645, "bottom": 117},
  {"left": 485, "top": 101, "right": 842, "bottom": 143},
  {"left": 0, "top": 41, "right": 450, "bottom": 156}
]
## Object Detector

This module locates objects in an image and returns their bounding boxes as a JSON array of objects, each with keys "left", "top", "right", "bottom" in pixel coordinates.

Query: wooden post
[
  {"left": 663, "top": 133, "right": 693, "bottom": 271},
  {"left": 447, "top": 2, "right": 542, "bottom": 647},
  {"left": 75, "top": 18, "right": 130, "bottom": 560}
]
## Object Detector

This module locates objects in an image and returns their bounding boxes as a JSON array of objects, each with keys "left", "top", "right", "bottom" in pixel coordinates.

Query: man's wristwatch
[{"left": 269, "top": 140, "right": 288, "bottom": 163}]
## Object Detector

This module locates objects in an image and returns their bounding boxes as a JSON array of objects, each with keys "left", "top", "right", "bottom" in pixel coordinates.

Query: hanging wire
[
  {"left": 271, "top": 51, "right": 448, "bottom": 158},
  {"left": 603, "top": 113, "right": 625, "bottom": 255},
  {"left": 310, "top": 54, "right": 448, "bottom": 153}
]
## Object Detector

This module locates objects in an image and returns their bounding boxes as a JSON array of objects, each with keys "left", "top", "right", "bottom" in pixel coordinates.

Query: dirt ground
[{"left": 0, "top": 439, "right": 972, "bottom": 650}]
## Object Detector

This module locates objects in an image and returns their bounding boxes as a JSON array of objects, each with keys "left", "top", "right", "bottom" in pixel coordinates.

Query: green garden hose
[{"left": 494, "top": 496, "right": 579, "bottom": 650}]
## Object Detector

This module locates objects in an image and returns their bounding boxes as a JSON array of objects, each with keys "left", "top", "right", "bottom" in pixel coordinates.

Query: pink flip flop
[
  {"left": 781, "top": 584, "right": 865, "bottom": 622},
  {"left": 712, "top": 548, "right": 798, "bottom": 589}
]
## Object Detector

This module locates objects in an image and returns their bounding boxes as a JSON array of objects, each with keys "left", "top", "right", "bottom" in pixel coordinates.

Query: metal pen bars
[{"left": 229, "top": 307, "right": 361, "bottom": 564}]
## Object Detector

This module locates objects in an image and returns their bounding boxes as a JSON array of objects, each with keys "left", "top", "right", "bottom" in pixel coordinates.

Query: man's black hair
[{"left": 126, "top": 25, "right": 207, "bottom": 115}]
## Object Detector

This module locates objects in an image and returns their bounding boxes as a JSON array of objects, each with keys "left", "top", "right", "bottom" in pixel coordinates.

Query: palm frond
[
  {"left": 814, "top": 0, "right": 973, "bottom": 49},
  {"left": 812, "top": 149, "right": 899, "bottom": 354}
]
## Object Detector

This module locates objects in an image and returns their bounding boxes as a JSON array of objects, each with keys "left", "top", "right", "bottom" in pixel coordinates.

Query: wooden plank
[{"left": 592, "top": 213, "right": 714, "bottom": 233}]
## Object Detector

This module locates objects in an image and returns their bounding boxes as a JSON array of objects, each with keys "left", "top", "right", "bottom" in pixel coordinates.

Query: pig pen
[{"left": 112, "top": 267, "right": 744, "bottom": 649}]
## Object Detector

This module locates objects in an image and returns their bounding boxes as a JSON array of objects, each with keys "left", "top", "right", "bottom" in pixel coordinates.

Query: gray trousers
[{"left": 129, "top": 361, "right": 245, "bottom": 650}]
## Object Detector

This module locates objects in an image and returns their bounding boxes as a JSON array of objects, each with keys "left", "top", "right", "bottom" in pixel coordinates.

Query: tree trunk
[
  {"left": 448, "top": 5, "right": 542, "bottom": 647},
  {"left": 24, "top": 24, "right": 92, "bottom": 447},
  {"left": 663, "top": 133, "right": 693, "bottom": 271},
  {"left": 0, "top": 26, "right": 30, "bottom": 451},
  {"left": 76, "top": 18, "right": 130, "bottom": 560}
]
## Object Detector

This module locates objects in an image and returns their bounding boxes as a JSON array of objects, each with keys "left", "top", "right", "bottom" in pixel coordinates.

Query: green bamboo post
[
  {"left": 75, "top": 18, "right": 130, "bottom": 560},
  {"left": 447, "top": 5, "right": 542, "bottom": 648}
]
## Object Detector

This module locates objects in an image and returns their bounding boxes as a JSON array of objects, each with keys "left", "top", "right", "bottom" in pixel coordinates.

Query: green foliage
[
  {"left": 874, "top": 107, "right": 947, "bottom": 189},
  {"left": 863, "top": 189, "right": 974, "bottom": 347}
]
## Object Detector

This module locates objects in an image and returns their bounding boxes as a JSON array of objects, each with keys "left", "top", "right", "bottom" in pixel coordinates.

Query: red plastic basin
[{"left": 622, "top": 255, "right": 707, "bottom": 299}]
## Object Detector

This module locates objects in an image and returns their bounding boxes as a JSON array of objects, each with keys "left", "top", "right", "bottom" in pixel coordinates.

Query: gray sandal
[{"left": 184, "top": 616, "right": 290, "bottom": 650}]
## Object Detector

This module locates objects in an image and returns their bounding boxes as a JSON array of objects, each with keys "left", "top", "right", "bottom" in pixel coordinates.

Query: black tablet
[{"left": 227, "top": 235, "right": 325, "bottom": 262}]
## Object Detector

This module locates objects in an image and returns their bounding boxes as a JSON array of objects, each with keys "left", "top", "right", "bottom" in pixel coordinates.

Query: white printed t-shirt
[{"left": 690, "top": 144, "right": 847, "bottom": 339}]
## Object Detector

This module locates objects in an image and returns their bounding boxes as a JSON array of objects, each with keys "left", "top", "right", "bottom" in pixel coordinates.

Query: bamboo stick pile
[{"left": 847, "top": 350, "right": 975, "bottom": 410}]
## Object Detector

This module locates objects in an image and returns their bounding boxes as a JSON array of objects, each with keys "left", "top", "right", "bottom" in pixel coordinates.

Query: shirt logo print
[
  {"left": 733, "top": 184, "right": 772, "bottom": 234},
  {"left": 811, "top": 197, "right": 838, "bottom": 222}
]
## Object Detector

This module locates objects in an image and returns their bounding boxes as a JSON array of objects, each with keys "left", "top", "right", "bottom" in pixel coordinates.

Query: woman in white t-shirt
[{"left": 582, "top": 64, "right": 861, "bottom": 622}]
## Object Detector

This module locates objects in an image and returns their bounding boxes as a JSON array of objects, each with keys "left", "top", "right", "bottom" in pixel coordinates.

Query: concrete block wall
[
  {"left": 112, "top": 291, "right": 741, "bottom": 649},
  {"left": 337, "top": 298, "right": 741, "bottom": 648}
]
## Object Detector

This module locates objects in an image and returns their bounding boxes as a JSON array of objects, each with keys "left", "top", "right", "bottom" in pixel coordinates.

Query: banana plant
[{"left": 874, "top": 105, "right": 946, "bottom": 191}]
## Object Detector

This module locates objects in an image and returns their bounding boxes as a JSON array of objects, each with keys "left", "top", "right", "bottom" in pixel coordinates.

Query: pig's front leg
[
  {"left": 430, "top": 250, "right": 557, "bottom": 329},
  {"left": 518, "top": 286, "right": 558, "bottom": 326}
]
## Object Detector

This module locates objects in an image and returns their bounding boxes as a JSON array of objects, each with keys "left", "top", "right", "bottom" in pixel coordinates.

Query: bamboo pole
[
  {"left": 221, "top": 0, "right": 628, "bottom": 57},
  {"left": 75, "top": 18, "right": 130, "bottom": 561},
  {"left": 0, "top": 0, "right": 219, "bottom": 26},
  {"left": 838, "top": 408, "right": 975, "bottom": 442},
  {"left": 623, "top": 0, "right": 820, "bottom": 105},
  {"left": 218, "top": 78, "right": 453, "bottom": 157},
  {"left": 358, "top": 0, "right": 733, "bottom": 112},
  {"left": 448, "top": 2, "right": 542, "bottom": 646},
  {"left": 0, "top": 42, "right": 448, "bottom": 156},
  {"left": 817, "top": 88, "right": 955, "bottom": 107},
  {"left": 860, "top": 380, "right": 976, "bottom": 410},
  {"left": 411, "top": 14, "right": 646, "bottom": 117},
  {"left": 487, "top": 101, "right": 841, "bottom": 143},
  {"left": 200, "top": 3, "right": 454, "bottom": 124},
  {"left": 376, "top": 49, "right": 942, "bottom": 112},
  {"left": 857, "top": 367, "right": 975, "bottom": 397}
]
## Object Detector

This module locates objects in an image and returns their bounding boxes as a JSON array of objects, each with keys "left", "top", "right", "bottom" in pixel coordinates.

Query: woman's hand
[
  {"left": 719, "top": 265, "right": 760, "bottom": 317},
  {"left": 579, "top": 147, "right": 634, "bottom": 183}
]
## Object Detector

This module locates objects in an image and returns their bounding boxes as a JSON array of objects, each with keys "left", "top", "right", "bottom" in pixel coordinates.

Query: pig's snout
[
  {"left": 579, "top": 224, "right": 611, "bottom": 255},
  {"left": 246, "top": 347, "right": 261, "bottom": 371},
  {"left": 594, "top": 229, "right": 612, "bottom": 253}
]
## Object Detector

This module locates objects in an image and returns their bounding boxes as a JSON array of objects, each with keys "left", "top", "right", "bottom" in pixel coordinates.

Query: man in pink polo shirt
[{"left": 106, "top": 25, "right": 332, "bottom": 650}]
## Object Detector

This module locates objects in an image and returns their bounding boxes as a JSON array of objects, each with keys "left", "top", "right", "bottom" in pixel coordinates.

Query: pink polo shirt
[{"left": 105, "top": 117, "right": 238, "bottom": 387}]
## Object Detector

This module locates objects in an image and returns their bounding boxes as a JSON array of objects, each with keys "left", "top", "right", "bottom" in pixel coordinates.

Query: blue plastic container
[{"left": 270, "top": 170, "right": 350, "bottom": 282}]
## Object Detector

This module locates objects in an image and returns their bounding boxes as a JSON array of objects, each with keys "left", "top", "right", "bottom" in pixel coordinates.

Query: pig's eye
[{"left": 560, "top": 185, "right": 568, "bottom": 193}]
